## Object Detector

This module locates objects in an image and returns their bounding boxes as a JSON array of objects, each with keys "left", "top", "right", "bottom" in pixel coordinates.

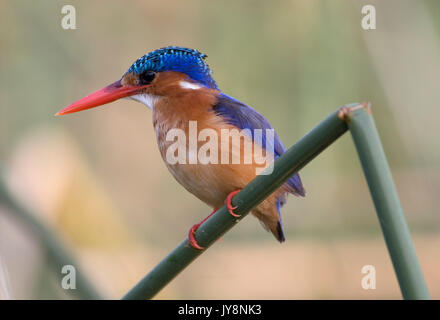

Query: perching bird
[{"left": 57, "top": 46, "right": 305, "bottom": 249}]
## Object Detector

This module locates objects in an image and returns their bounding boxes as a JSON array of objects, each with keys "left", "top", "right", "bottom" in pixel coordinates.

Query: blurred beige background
[{"left": 0, "top": 0, "right": 439, "bottom": 299}]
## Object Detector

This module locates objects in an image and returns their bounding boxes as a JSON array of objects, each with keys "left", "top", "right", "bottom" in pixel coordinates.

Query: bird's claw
[
  {"left": 225, "top": 189, "right": 242, "bottom": 218},
  {"left": 187, "top": 208, "right": 218, "bottom": 250},
  {"left": 187, "top": 190, "right": 241, "bottom": 250},
  {"left": 188, "top": 223, "right": 204, "bottom": 250}
]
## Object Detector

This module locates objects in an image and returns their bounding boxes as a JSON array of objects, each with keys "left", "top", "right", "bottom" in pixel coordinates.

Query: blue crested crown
[{"left": 126, "top": 46, "right": 218, "bottom": 89}]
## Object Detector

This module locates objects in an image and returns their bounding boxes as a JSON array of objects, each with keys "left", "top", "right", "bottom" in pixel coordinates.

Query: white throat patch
[{"left": 130, "top": 94, "right": 161, "bottom": 110}]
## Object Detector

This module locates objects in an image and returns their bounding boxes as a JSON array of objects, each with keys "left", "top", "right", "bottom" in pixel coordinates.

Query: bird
[{"left": 56, "top": 46, "right": 305, "bottom": 249}]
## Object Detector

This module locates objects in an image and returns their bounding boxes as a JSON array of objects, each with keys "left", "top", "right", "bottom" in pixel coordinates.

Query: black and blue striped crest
[{"left": 126, "top": 46, "right": 217, "bottom": 89}]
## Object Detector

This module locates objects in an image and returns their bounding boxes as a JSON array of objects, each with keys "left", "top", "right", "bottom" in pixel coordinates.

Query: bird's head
[{"left": 56, "top": 46, "right": 217, "bottom": 115}]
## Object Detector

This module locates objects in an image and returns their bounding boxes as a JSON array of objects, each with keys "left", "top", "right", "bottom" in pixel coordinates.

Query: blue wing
[{"left": 212, "top": 93, "right": 305, "bottom": 197}]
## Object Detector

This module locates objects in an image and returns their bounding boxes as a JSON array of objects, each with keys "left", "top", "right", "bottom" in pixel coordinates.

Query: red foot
[
  {"left": 225, "top": 189, "right": 242, "bottom": 218},
  {"left": 188, "top": 208, "right": 218, "bottom": 250},
  {"left": 188, "top": 224, "right": 204, "bottom": 250}
]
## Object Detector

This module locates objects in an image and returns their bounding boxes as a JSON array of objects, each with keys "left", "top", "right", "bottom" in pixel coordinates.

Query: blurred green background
[{"left": 0, "top": 0, "right": 439, "bottom": 299}]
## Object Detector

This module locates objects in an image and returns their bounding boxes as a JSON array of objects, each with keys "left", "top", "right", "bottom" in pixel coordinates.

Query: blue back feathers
[{"left": 126, "top": 46, "right": 218, "bottom": 89}]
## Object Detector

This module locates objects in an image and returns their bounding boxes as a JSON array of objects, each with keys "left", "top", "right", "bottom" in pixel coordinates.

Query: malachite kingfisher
[{"left": 57, "top": 46, "right": 305, "bottom": 249}]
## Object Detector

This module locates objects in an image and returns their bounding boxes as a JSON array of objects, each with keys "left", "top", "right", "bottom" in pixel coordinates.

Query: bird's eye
[{"left": 139, "top": 71, "right": 156, "bottom": 85}]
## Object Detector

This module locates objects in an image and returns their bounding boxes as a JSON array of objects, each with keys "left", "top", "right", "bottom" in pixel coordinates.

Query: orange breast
[{"left": 152, "top": 87, "right": 272, "bottom": 208}]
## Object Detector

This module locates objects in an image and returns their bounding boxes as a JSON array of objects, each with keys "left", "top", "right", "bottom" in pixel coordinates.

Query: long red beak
[{"left": 56, "top": 80, "right": 150, "bottom": 116}]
